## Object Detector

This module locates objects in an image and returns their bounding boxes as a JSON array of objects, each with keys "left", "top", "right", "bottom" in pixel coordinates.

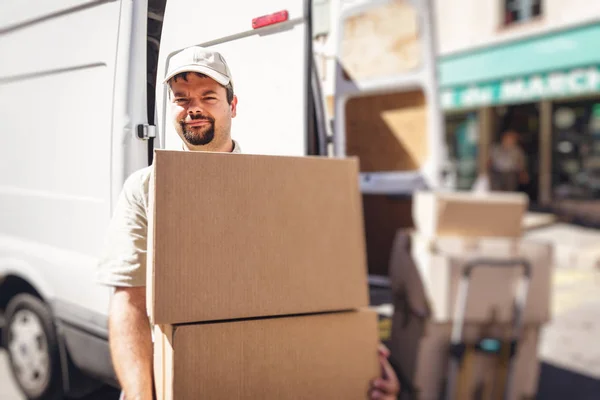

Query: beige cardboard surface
[
  {"left": 413, "top": 191, "right": 528, "bottom": 238},
  {"left": 147, "top": 150, "right": 369, "bottom": 324},
  {"left": 345, "top": 90, "right": 427, "bottom": 173},
  {"left": 154, "top": 310, "right": 380, "bottom": 400},
  {"left": 403, "top": 232, "right": 552, "bottom": 324}
]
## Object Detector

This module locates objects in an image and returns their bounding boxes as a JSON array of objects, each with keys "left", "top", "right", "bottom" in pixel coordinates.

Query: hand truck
[{"left": 444, "top": 258, "right": 532, "bottom": 400}]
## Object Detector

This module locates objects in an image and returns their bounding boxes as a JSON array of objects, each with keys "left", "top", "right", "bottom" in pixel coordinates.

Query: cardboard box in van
[
  {"left": 147, "top": 150, "right": 369, "bottom": 325},
  {"left": 153, "top": 310, "right": 380, "bottom": 400},
  {"left": 413, "top": 191, "right": 528, "bottom": 238}
]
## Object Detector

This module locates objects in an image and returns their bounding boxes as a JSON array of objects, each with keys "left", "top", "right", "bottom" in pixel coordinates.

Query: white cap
[{"left": 164, "top": 46, "right": 233, "bottom": 87}]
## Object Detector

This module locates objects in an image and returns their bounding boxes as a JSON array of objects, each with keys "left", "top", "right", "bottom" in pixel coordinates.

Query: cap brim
[{"left": 163, "top": 64, "right": 230, "bottom": 86}]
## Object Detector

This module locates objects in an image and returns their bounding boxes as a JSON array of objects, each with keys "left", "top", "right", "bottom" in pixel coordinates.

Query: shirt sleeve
[{"left": 96, "top": 170, "right": 149, "bottom": 287}]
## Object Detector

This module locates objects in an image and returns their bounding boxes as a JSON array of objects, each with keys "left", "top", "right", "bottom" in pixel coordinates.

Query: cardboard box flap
[
  {"left": 413, "top": 191, "right": 528, "bottom": 238},
  {"left": 148, "top": 150, "right": 370, "bottom": 324}
]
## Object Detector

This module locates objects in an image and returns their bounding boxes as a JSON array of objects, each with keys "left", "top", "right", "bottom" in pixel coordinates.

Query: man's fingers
[
  {"left": 369, "top": 388, "right": 386, "bottom": 400},
  {"left": 372, "top": 377, "right": 396, "bottom": 395},
  {"left": 369, "top": 389, "right": 394, "bottom": 400},
  {"left": 378, "top": 343, "right": 390, "bottom": 358},
  {"left": 378, "top": 357, "right": 400, "bottom": 393}
]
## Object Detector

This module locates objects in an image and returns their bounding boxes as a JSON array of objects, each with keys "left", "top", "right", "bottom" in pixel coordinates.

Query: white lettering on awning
[
  {"left": 547, "top": 72, "right": 566, "bottom": 95},
  {"left": 441, "top": 90, "right": 455, "bottom": 108},
  {"left": 586, "top": 67, "right": 600, "bottom": 91},
  {"left": 462, "top": 86, "right": 493, "bottom": 107},
  {"left": 501, "top": 79, "right": 527, "bottom": 101},
  {"left": 443, "top": 67, "right": 600, "bottom": 110},
  {"left": 528, "top": 75, "right": 545, "bottom": 98},
  {"left": 567, "top": 69, "right": 588, "bottom": 93}
]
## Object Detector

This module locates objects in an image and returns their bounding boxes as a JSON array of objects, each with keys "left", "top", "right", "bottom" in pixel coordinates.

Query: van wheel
[{"left": 2, "top": 294, "right": 63, "bottom": 400}]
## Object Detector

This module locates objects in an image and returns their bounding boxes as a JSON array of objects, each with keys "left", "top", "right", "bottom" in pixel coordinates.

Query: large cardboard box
[
  {"left": 154, "top": 310, "right": 380, "bottom": 400},
  {"left": 147, "top": 150, "right": 369, "bottom": 325},
  {"left": 390, "top": 231, "right": 552, "bottom": 324},
  {"left": 413, "top": 191, "right": 528, "bottom": 238}
]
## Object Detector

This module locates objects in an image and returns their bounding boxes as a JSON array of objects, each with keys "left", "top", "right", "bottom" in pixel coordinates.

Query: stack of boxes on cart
[
  {"left": 146, "top": 150, "right": 380, "bottom": 400},
  {"left": 389, "top": 191, "right": 552, "bottom": 400}
]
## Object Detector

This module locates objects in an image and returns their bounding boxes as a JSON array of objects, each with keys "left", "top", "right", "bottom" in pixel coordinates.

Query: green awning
[{"left": 439, "top": 23, "right": 600, "bottom": 110}]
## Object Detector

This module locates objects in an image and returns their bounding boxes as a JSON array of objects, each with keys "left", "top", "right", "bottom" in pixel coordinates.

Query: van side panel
[
  {"left": 0, "top": 1, "right": 121, "bottom": 315},
  {"left": 156, "top": 1, "right": 308, "bottom": 156},
  {"left": 0, "top": 1, "right": 113, "bottom": 31}
]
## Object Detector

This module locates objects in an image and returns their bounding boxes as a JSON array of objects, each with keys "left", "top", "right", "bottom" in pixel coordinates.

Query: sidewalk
[{"left": 524, "top": 223, "right": 600, "bottom": 397}]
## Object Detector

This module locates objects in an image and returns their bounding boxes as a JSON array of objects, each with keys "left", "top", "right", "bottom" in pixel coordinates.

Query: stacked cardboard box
[
  {"left": 389, "top": 191, "right": 552, "bottom": 400},
  {"left": 147, "top": 150, "right": 380, "bottom": 399}
]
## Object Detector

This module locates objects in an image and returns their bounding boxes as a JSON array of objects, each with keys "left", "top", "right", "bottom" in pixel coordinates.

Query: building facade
[
  {"left": 312, "top": 0, "right": 600, "bottom": 206},
  {"left": 436, "top": 0, "right": 600, "bottom": 205}
]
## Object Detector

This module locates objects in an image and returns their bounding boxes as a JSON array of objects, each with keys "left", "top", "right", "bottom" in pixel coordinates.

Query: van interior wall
[
  {"left": 345, "top": 90, "right": 428, "bottom": 173},
  {"left": 363, "top": 195, "right": 413, "bottom": 276}
]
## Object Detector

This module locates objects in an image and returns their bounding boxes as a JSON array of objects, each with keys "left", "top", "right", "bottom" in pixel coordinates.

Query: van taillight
[{"left": 252, "top": 10, "right": 289, "bottom": 29}]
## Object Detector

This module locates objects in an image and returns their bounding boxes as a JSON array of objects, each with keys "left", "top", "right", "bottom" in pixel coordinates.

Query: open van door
[
  {"left": 156, "top": 0, "right": 323, "bottom": 157},
  {"left": 326, "top": 0, "right": 447, "bottom": 278},
  {"left": 333, "top": 0, "right": 446, "bottom": 194}
]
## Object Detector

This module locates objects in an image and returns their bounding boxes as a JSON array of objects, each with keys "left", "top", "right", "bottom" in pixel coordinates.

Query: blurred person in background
[{"left": 488, "top": 129, "right": 529, "bottom": 192}]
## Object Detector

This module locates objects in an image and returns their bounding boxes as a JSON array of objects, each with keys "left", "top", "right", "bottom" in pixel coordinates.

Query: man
[
  {"left": 97, "top": 45, "right": 399, "bottom": 400},
  {"left": 488, "top": 130, "right": 528, "bottom": 192}
]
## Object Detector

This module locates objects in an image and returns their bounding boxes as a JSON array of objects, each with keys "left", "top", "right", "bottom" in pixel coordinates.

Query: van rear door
[
  {"left": 333, "top": 0, "right": 447, "bottom": 194},
  {"left": 156, "top": 0, "right": 317, "bottom": 156}
]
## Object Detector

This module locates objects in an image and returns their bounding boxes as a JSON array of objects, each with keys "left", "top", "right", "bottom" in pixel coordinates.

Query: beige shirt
[{"left": 96, "top": 141, "right": 242, "bottom": 287}]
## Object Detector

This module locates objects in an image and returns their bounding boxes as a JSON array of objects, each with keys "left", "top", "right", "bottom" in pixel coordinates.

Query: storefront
[{"left": 439, "top": 22, "right": 600, "bottom": 205}]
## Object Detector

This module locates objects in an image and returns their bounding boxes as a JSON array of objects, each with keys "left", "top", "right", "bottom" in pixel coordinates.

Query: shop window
[
  {"left": 552, "top": 100, "right": 600, "bottom": 200},
  {"left": 446, "top": 113, "right": 479, "bottom": 190},
  {"left": 503, "top": 0, "right": 542, "bottom": 26}
]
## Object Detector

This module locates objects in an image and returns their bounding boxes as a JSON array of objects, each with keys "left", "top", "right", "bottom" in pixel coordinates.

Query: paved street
[
  {"left": 530, "top": 224, "right": 600, "bottom": 399},
  {"left": 0, "top": 350, "right": 120, "bottom": 400},
  {"left": 0, "top": 351, "right": 22, "bottom": 400}
]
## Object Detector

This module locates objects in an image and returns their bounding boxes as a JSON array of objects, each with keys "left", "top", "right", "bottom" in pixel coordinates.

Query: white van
[{"left": 0, "top": 0, "right": 444, "bottom": 398}]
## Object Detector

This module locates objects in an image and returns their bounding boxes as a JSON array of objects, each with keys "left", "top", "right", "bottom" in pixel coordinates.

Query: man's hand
[
  {"left": 109, "top": 287, "right": 154, "bottom": 400},
  {"left": 369, "top": 344, "right": 400, "bottom": 399}
]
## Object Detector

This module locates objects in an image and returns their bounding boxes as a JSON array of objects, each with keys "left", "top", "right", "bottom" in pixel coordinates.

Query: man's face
[{"left": 169, "top": 73, "right": 237, "bottom": 148}]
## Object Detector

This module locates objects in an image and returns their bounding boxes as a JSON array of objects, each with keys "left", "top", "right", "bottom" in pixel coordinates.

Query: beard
[{"left": 179, "top": 114, "right": 216, "bottom": 146}]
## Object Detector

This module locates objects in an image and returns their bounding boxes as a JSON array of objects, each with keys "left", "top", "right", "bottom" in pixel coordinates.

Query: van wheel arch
[{"left": 0, "top": 275, "right": 44, "bottom": 314}]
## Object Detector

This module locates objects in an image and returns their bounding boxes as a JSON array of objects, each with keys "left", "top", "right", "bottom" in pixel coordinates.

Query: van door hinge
[{"left": 136, "top": 124, "right": 156, "bottom": 140}]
